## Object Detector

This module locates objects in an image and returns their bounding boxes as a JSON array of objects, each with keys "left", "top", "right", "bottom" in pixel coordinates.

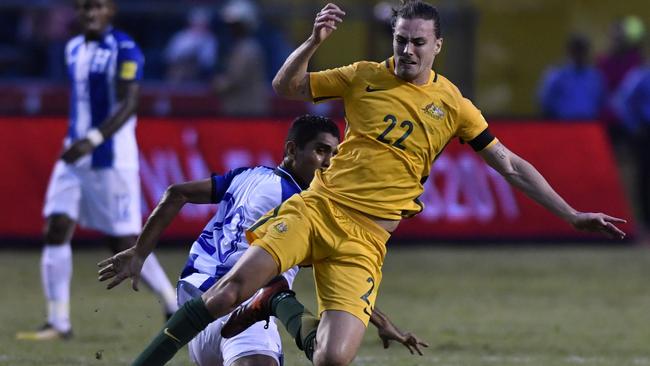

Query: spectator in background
[
  {"left": 258, "top": 16, "right": 293, "bottom": 83},
  {"left": 599, "top": 16, "right": 646, "bottom": 98},
  {"left": 599, "top": 16, "right": 647, "bottom": 240},
  {"left": 212, "top": 0, "right": 269, "bottom": 116},
  {"left": 597, "top": 16, "right": 645, "bottom": 140},
  {"left": 612, "top": 66, "right": 650, "bottom": 240},
  {"left": 45, "top": 5, "right": 76, "bottom": 80},
  {"left": 17, "top": 5, "right": 75, "bottom": 79},
  {"left": 537, "top": 34, "right": 605, "bottom": 120},
  {"left": 164, "top": 7, "right": 218, "bottom": 83}
]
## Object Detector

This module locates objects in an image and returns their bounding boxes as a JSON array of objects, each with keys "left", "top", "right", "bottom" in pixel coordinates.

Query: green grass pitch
[{"left": 1, "top": 245, "right": 650, "bottom": 365}]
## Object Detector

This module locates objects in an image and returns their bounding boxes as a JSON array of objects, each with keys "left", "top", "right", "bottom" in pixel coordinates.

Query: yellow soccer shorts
[{"left": 246, "top": 190, "right": 390, "bottom": 325}]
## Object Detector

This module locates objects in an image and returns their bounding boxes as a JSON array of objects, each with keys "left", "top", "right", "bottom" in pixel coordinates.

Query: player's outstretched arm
[
  {"left": 61, "top": 80, "right": 139, "bottom": 164},
  {"left": 98, "top": 179, "right": 213, "bottom": 290},
  {"left": 272, "top": 3, "right": 345, "bottom": 101},
  {"left": 478, "top": 141, "right": 627, "bottom": 239},
  {"left": 370, "top": 307, "right": 429, "bottom": 356}
]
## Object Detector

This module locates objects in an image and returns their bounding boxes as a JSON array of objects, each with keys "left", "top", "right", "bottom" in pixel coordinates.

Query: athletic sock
[
  {"left": 41, "top": 243, "right": 72, "bottom": 332},
  {"left": 140, "top": 253, "right": 178, "bottom": 314},
  {"left": 132, "top": 297, "right": 213, "bottom": 366},
  {"left": 271, "top": 292, "right": 319, "bottom": 361}
]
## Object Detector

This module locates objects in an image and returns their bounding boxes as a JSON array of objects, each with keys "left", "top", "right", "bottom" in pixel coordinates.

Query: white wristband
[{"left": 86, "top": 128, "right": 105, "bottom": 147}]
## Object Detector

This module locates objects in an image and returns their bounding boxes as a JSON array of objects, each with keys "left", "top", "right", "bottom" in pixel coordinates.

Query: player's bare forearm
[
  {"left": 98, "top": 180, "right": 212, "bottom": 290},
  {"left": 506, "top": 156, "right": 576, "bottom": 221},
  {"left": 60, "top": 83, "right": 138, "bottom": 164},
  {"left": 272, "top": 3, "right": 345, "bottom": 101},
  {"left": 479, "top": 142, "right": 626, "bottom": 238},
  {"left": 272, "top": 38, "right": 319, "bottom": 101},
  {"left": 369, "top": 307, "right": 388, "bottom": 328},
  {"left": 97, "top": 81, "right": 139, "bottom": 139},
  {"left": 134, "top": 179, "right": 212, "bottom": 257},
  {"left": 480, "top": 142, "right": 576, "bottom": 221}
]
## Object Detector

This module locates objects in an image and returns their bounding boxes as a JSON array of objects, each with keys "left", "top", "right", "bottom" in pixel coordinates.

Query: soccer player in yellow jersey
[{"left": 109, "top": 1, "right": 626, "bottom": 365}]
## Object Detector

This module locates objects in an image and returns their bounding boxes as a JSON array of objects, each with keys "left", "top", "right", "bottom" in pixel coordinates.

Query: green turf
[{"left": 1, "top": 246, "right": 650, "bottom": 365}]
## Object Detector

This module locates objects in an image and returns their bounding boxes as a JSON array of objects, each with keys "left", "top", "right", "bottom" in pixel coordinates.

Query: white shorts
[
  {"left": 177, "top": 281, "right": 283, "bottom": 366},
  {"left": 42, "top": 161, "right": 142, "bottom": 236}
]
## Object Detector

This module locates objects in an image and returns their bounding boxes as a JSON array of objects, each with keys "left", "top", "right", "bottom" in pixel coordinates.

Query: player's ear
[
  {"left": 107, "top": 0, "right": 117, "bottom": 17},
  {"left": 285, "top": 140, "right": 297, "bottom": 160},
  {"left": 433, "top": 37, "right": 443, "bottom": 55}
]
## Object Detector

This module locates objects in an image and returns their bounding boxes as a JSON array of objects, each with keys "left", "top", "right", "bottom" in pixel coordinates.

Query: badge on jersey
[
  {"left": 119, "top": 61, "right": 138, "bottom": 80},
  {"left": 273, "top": 222, "right": 288, "bottom": 234},
  {"left": 423, "top": 102, "right": 446, "bottom": 120}
]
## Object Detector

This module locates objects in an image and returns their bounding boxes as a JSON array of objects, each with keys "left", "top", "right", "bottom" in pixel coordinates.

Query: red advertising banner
[{"left": 0, "top": 117, "right": 634, "bottom": 241}]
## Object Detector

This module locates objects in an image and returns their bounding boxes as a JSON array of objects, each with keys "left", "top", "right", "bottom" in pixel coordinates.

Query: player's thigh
[
  {"left": 247, "top": 194, "right": 313, "bottom": 273},
  {"left": 43, "top": 213, "right": 76, "bottom": 244},
  {"left": 313, "top": 256, "right": 382, "bottom": 326},
  {"left": 312, "top": 310, "right": 366, "bottom": 366},
  {"left": 79, "top": 168, "right": 141, "bottom": 236},
  {"left": 311, "top": 202, "right": 387, "bottom": 325},
  {"left": 222, "top": 320, "right": 283, "bottom": 366},
  {"left": 230, "top": 354, "right": 277, "bottom": 366},
  {"left": 179, "top": 280, "right": 282, "bottom": 366},
  {"left": 202, "top": 246, "right": 280, "bottom": 314},
  {"left": 189, "top": 309, "right": 283, "bottom": 366},
  {"left": 43, "top": 161, "right": 82, "bottom": 226},
  {"left": 188, "top": 320, "right": 225, "bottom": 366},
  {"left": 179, "top": 282, "right": 226, "bottom": 366}
]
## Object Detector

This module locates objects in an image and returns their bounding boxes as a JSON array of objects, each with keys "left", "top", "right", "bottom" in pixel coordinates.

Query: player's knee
[
  {"left": 231, "top": 354, "right": 278, "bottom": 366},
  {"left": 313, "top": 347, "right": 354, "bottom": 366},
  {"left": 202, "top": 277, "right": 246, "bottom": 316},
  {"left": 43, "top": 214, "right": 74, "bottom": 244}
]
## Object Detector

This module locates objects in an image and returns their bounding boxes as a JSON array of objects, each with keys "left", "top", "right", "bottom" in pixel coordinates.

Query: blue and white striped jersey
[
  {"left": 180, "top": 166, "right": 302, "bottom": 292},
  {"left": 65, "top": 27, "right": 144, "bottom": 169}
]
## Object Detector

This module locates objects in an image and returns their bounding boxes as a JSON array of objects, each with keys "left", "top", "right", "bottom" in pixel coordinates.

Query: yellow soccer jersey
[{"left": 309, "top": 57, "right": 496, "bottom": 220}]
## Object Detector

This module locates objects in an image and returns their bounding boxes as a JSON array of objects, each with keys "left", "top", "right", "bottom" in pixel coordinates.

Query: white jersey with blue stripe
[
  {"left": 180, "top": 166, "right": 302, "bottom": 292},
  {"left": 65, "top": 27, "right": 144, "bottom": 169}
]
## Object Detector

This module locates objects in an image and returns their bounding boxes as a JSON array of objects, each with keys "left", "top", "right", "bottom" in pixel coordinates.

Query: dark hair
[
  {"left": 391, "top": 0, "right": 441, "bottom": 38},
  {"left": 567, "top": 33, "right": 590, "bottom": 53},
  {"left": 285, "top": 114, "right": 340, "bottom": 150},
  {"left": 76, "top": 0, "right": 115, "bottom": 7}
]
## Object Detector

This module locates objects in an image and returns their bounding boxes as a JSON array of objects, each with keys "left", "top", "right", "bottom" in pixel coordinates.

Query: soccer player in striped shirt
[
  {"left": 99, "top": 115, "right": 426, "bottom": 365},
  {"left": 16, "top": 0, "right": 177, "bottom": 341}
]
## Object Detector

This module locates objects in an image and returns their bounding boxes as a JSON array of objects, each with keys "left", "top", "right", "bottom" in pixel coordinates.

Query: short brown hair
[{"left": 392, "top": 0, "right": 441, "bottom": 38}]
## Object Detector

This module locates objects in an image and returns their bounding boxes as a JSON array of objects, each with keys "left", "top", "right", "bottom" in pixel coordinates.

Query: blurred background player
[
  {"left": 16, "top": 0, "right": 177, "bottom": 341},
  {"left": 212, "top": 0, "right": 270, "bottom": 116},
  {"left": 163, "top": 7, "right": 218, "bottom": 83},
  {"left": 537, "top": 33, "right": 605, "bottom": 120},
  {"left": 98, "top": 115, "right": 427, "bottom": 365},
  {"left": 613, "top": 63, "right": 650, "bottom": 242},
  {"left": 597, "top": 15, "right": 646, "bottom": 146}
]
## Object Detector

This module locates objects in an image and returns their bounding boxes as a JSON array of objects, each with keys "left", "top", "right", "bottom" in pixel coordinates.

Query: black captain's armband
[
  {"left": 210, "top": 172, "right": 219, "bottom": 203},
  {"left": 313, "top": 95, "right": 338, "bottom": 103},
  {"left": 461, "top": 128, "right": 496, "bottom": 152}
]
